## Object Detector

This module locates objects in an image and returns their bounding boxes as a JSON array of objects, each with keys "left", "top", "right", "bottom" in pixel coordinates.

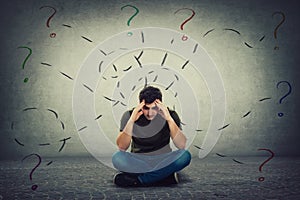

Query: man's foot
[{"left": 113, "top": 172, "right": 143, "bottom": 187}]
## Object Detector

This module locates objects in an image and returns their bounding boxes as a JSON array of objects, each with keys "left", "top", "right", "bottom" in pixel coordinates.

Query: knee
[
  {"left": 175, "top": 150, "right": 191, "bottom": 168},
  {"left": 182, "top": 150, "right": 192, "bottom": 164},
  {"left": 112, "top": 151, "right": 126, "bottom": 168}
]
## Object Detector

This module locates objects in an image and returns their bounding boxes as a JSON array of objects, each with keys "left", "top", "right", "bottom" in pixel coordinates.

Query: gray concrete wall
[{"left": 0, "top": 0, "right": 299, "bottom": 160}]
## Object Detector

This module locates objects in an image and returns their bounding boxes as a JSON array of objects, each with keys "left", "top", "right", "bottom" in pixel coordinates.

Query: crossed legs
[{"left": 112, "top": 149, "right": 191, "bottom": 185}]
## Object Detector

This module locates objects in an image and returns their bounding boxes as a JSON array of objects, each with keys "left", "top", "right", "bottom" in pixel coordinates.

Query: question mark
[
  {"left": 121, "top": 5, "right": 139, "bottom": 26},
  {"left": 272, "top": 11, "right": 285, "bottom": 50},
  {"left": 40, "top": 6, "right": 57, "bottom": 38},
  {"left": 276, "top": 81, "right": 292, "bottom": 117},
  {"left": 22, "top": 153, "right": 42, "bottom": 190},
  {"left": 257, "top": 148, "right": 274, "bottom": 182},
  {"left": 17, "top": 46, "right": 32, "bottom": 83},
  {"left": 174, "top": 8, "right": 195, "bottom": 31}
]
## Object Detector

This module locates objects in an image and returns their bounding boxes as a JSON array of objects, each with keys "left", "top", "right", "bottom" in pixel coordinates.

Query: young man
[{"left": 112, "top": 86, "right": 191, "bottom": 187}]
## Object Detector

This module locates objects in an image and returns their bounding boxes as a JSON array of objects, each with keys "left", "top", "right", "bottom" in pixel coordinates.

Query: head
[{"left": 139, "top": 86, "right": 162, "bottom": 120}]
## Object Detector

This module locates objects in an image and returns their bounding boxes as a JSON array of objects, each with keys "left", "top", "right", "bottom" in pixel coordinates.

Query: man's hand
[
  {"left": 129, "top": 100, "right": 145, "bottom": 122},
  {"left": 155, "top": 99, "right": 172, "bottom": 121}
]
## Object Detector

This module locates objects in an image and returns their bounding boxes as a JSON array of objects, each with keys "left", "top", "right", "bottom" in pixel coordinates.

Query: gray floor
[{"left": 0, "top": 155, "right": 299, "bottom": 199}]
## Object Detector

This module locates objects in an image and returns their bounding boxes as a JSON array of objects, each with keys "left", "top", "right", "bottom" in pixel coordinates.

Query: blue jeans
[{"left": 112, "top": 149, "right": 191, "bottom": 184}]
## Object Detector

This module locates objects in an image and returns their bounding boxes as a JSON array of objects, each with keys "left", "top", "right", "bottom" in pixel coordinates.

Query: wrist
[{"left": 166, "top": 116, "right": 173, "bottom": 122}]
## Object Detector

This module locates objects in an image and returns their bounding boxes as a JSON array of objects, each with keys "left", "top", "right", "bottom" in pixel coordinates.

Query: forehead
[{"left": 144, "top": 102, "right": 156, "bottom": 108}]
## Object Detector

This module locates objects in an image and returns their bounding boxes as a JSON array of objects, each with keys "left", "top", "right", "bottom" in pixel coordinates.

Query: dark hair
[{"left": 139, "top": 86, "right": 162, "bottom": 103}]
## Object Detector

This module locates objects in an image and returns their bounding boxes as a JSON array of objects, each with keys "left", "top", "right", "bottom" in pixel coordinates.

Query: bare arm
[
  {"left": 166, "top": 117, "right": 187, "bottom": 149},
  {"left": 116, "top": 120, "right": 133, "bottom": 151},
  {"left": 116, "top": 101, "right": 145, "bottom": 151},
  {"left": 155, "top": 99, "right": 187, "bottom": 149}
]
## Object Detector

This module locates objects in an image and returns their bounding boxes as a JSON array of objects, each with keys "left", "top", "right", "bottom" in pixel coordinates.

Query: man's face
[{"left": 142, "top": 102, "right": 159, "bottom": 120}]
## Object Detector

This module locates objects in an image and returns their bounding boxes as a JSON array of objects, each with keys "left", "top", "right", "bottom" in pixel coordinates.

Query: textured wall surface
[{"left": 0, "top": 0, "right": 299, "bottom": 160}]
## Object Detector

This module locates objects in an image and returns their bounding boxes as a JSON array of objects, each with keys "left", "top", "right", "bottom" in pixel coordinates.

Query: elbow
[
  {"left": 116, "top": 141, "right": 129, "bottom": 151},
  {"left": 176, "top": 142, "right": 186, "bottom": 150},
  {"left": 117, "top": 145, "right": 128, "bottom": 151},
  {"left": 174, "top": 138, "right": 186, "bottom": 149},
  {"left": 173, "top": 134, "right": 187, "bottom": 149},
  {"left": 116, "top": 131, "right": 131, "bottom": 151}
]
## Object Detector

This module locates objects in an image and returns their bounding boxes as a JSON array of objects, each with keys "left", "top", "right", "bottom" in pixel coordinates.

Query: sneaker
[{"left": 113, "top": 172, "right": 142, "bottom": 187}]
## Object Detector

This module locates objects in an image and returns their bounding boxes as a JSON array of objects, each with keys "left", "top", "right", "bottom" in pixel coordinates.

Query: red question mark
[
  {"left": 22, "top": 153, "right": 42, "bottom": 190},
  {"left": 174, "top": 8, "right": 195, "bottom": 41},
  {"left": 272, "top": 11, "right": 285, "bottom": 50},
  {"left": 257, "top": 148, "right": 274, "bottom": 182},
  {"left": 40, "top": 6, "right": 57, "bottom": 38},
  {"left": 174, "top": 8, "right": 195, "bottom": 30}
]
